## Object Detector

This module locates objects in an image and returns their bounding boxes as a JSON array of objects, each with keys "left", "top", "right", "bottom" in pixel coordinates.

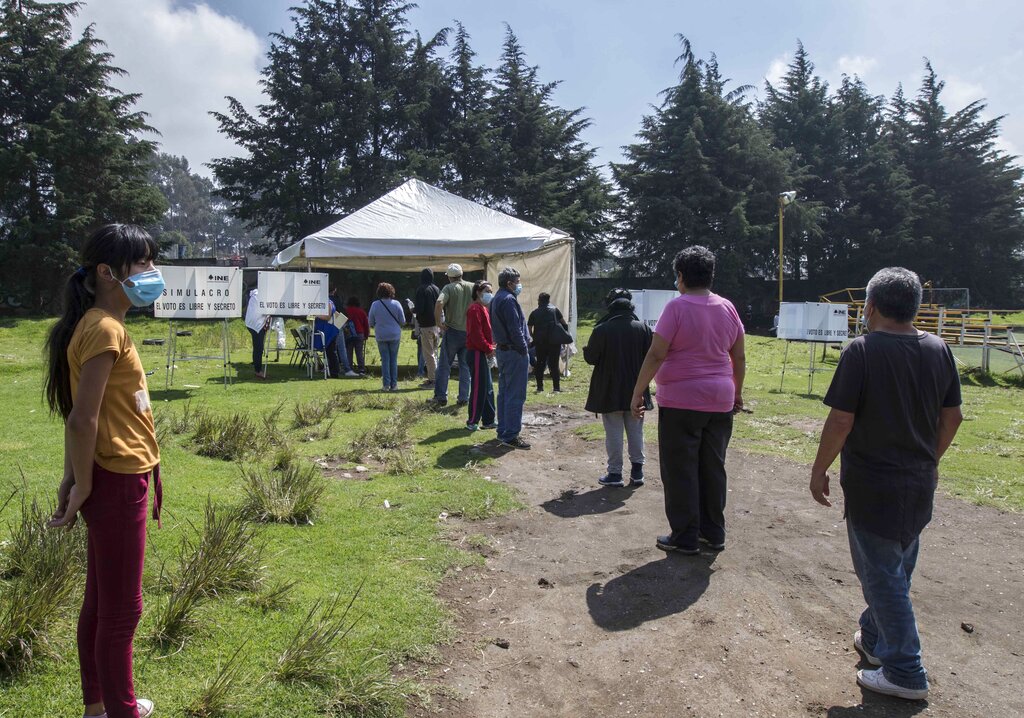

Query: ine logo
[
  {"left": 832, "top": 308, "right": 847, "bottom": 315},
  {"left": 208, "top": 274, "right": 230, "bottom": 282},
  {"left": 303, "top": 278, "right": 322, "bottom": 286}
]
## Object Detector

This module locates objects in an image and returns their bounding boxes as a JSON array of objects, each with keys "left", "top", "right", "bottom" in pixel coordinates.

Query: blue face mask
[
  {"left": 117, "top": 268, "right": 165, "bottom": 307},
  {"left": 514, "top": 283, "right": 523, "bottom": 296},
  {"left": 482, "top": 292, "right": 494, "bottom": 305}
]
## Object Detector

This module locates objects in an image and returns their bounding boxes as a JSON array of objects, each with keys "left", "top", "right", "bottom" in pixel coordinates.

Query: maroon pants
[{"left": 77, "top": 464, "right": 151, "bottom": 718}]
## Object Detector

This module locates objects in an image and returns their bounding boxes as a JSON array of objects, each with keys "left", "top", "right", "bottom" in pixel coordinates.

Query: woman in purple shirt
[{"left": 631, "top": 246, "right": 746, "bottom": 554}]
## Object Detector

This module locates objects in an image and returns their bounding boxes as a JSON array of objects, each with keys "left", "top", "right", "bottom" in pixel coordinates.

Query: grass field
[{"left": 1, "top": 313, "right": 1022, "bottom": 716}]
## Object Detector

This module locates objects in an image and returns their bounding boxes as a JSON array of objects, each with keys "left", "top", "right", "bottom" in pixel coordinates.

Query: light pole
[{"left": 778, "top": 191, "right": 796, "bottom": 304}]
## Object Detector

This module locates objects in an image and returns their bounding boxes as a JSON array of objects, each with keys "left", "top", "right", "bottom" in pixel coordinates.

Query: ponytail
[{"left": 45, "top": 268, "right": 96, "bottom": 420}]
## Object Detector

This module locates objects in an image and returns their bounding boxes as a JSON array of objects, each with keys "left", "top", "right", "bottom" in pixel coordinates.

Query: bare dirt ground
[{"left": 408, "top": 407, "right": 1023, "bottom": 718}]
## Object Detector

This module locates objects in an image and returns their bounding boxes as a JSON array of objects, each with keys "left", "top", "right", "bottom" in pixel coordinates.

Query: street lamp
[{"left": 778, "top": 191, "right": 796, "bottom": 304}]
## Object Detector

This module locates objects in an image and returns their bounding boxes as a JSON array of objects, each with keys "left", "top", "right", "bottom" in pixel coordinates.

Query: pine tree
[
  {"left": 0, "top": 0, "right": 165, "bottom": 308},
  {"left": 489, "top": 26, "right": 614, "bottom": 271},
  {"left": 211, "top": 0, "right": 449, "bottom": 250},
  {"left": 896, "top": 63, "right": 1024, "bottom": 305},
  {"left": 445, "top": 22, "right": 495, "bottom": 202},
  {"left": 613, "top": 38, "right": 790, "bottom": 293},
  {"left": 759, "top": 42, "right": 836, "bottom": 284}
]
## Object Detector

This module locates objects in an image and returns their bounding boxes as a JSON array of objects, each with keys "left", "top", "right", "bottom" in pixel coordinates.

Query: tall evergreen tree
[
  {"left": 895, "top": 63, "right": 1024, "bottom": 305},
  {"left": 0, "top": 0, "right": 165, "bottom": 308},
  {"left": 445, "top": 22, "right": 494, "bottom": 202},
  {"left": 826, "top": 76, "right": 914, "bottom": 284},
  {"left": 613, "top": 39, "right": 790, "bottom": 293},
  {"left": 210, "top": 0, "right": 449, "bottom": 250},
  {"left": 489, "top": 26, "right": 614, "bottom": 271},
  {"left": 759, "top": 42, "right": 835, "bottom": 284}
]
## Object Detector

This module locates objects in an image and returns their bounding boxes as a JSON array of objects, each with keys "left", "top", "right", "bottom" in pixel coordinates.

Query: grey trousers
[{"left": 602, "top": 411, "right": 645, "bottom": 474}]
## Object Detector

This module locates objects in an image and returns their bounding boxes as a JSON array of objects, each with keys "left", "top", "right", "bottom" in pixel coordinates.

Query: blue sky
[{"left": 73, "top": 0, "right": 1024, "bottom": 176}]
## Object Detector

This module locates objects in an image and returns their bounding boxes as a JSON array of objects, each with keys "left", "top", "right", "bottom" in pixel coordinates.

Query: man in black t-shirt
[{"left": 810, "top": 267, "right": 963, "bottom": 702}]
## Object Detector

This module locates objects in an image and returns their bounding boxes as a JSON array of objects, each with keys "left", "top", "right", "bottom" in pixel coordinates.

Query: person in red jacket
[
  {"left": 465, "top": 280, "right": 497, "bottom": 431},
  {"left": 344, "top": 296, "right": 370, "bottom": 374}
]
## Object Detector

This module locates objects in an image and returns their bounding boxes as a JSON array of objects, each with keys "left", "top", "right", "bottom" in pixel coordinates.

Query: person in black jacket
[
  {"left": 584, "top": 289, "right": 652, "bottom": 488},
  {"left": 527, "top": 292, "right": 569, "bottom": 392},
  {"left": 414, "top": 268, "right": 441, "bottom": 387}
]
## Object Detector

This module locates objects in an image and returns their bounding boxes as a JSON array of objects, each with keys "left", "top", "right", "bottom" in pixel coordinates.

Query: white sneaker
[
  {"left": 857, "top": 668, "right": 928, "bottom": 700},
  {"left": 344, "top": 370, "right": 360, "bottom": 377},
  {"left": 854, "top": 630, "right": 882, "bottom": 666},
  {"left": 137, "top": 698, "right": 155, "bottom": 717}
]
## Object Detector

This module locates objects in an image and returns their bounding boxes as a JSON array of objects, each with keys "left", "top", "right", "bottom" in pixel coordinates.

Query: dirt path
[{"left": 409, "top": 407, "right": 1023, "bottom": 718}]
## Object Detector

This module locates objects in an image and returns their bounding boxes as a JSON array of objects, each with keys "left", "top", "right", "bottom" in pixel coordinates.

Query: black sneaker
[
  {"left": 456, "top": 399, "right": 469, "bottom": 407},
  {"left": 426, "top": 397, "right": 447, "bottom": 407},
  {"left": 481, "top": 423, "right": 498, "bottom": 430},
  {"left": 656, "top": 535, "right": 699, "bottom": 555},
  {"left": 499, "top": 436, "right": 531, "bottom": 449},
  {"left": 629, "top": 462, "right": 645, "bottom": 486},
  {"left": 598, "top": 473, "right": 625, "bottom": 487},
  {"left": 699, "top": 536, "right": 726, "bottom": 551}
]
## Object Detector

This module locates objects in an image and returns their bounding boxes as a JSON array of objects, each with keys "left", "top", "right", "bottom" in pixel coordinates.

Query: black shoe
[
  {"left": 629, "top": 462, "right": 645, "bottom": 486},
  {"left": 699, "top": 536, "right": 726, "bottom": 551},
  {"left": 598, "top": 473, "right": 625, "bottom": 487},
  {"left": 481, "top": 423, "right": 498, "bottom": 430},
  {"left": 426, "top": 397, "right": 447, "bottom": 407},
  {"left": 499, "top": 436, "right": 531, "bottom": 449},
  {"left": 456, "top": 399, "right": 469, "bottom": 407},
  {"left": 656, "top": 535, "right": 699, "bottom": 555}
]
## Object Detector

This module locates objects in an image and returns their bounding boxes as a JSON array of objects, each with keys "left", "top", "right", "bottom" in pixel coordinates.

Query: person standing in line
[
  {"left": 414, "top": 268, "right": 441, "bottom": 387},
  {"left": 45, "top": 224, "right": 163, "bottom": 718},
  {"left": 631, "top": 246, "right": 745, "bottom": 554},
  {"left": 490, "top": 266, "right": 531, "bottom": 449},
  {"left": 344, "top": 296, "right": 369, "bottom": 374},
  {"left": 244, "top": 286, "right": 270, "bottom": 379},
  {"left": 314, "top": 294, "right": 343, "bottom": 378},
  {"left": 430, "top": 263, "right": 474, "bottom": 407},
  {"left": 329, "top": 288, "right": 359, "bottom": 378},
  {"left": 584, "top": 289, "right": 652, "bottom": 488},
  {"left": 810, "top": 267, "right": 962, "bottom": 701},
  {"left": 528, "top": 292, "right": 570, "bottom": 393},
  {"left": 465, "top": 280, "right": 497, "bottom": 432},
  {"left": 368, "top": 282, "right": 406, "bottom": 391}
]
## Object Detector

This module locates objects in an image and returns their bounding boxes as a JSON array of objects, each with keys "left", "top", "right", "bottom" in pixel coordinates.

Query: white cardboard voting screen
[
  {"left": 629, "top": 289, "right": 678, "bottom": 329},
  {"left": 154, "top": 266, "right": 242, "bottom": 319},
  {"left": 778, "top": 302, "right": 849, "bottom": 341},
  {"left": 256, "top": 271, "right": 330, "bottom": 316}
]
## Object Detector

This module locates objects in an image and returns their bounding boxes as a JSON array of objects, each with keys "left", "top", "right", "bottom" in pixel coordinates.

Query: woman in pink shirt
[{"left": 631, "top": 246, "right": 746, "bottom": 555}]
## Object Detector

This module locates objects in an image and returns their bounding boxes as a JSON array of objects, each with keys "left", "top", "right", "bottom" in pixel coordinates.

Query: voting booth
[
  {"left": 628, "top": 289, "right": 678, "bottom": 330},
  {"left": 155, "top": 267, "right": 243, "bottom": 388},
  {"left": 256, "top": 271, "right": 331, "bottom": 378},
  {"left": 777, "top": 302, "right": 851, "bottom": 393}
]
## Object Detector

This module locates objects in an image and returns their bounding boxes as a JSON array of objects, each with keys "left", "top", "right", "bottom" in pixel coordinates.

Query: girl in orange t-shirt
[{"left": 45, "top": 224, "right": 163, "bottom": 718}]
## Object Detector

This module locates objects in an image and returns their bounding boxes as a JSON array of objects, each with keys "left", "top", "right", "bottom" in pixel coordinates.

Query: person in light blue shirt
[
  {"left": 490, "top": 266, "right": 531, "bottom": 449},
  {"left": 367, "top": 282, "right": 406, "bottom": 391}
]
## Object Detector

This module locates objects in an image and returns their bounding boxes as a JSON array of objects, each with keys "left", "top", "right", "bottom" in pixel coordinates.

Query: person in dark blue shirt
[{"left": 489, "top": 267, "right": 530, "bottom": 449}]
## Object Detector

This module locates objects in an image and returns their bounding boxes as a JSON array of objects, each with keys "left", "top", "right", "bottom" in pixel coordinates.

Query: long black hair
[{"left": 44, "top": 224, "right": 159, "bottom": 420}]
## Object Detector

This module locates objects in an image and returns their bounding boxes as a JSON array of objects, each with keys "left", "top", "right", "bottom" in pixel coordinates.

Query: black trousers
[
  {"left": 658, "top": 407, "right": 733, "bottom": 547},
  {"left": 325, "top": 336, "right": 340, "bottom": 377},
  {"left": 534, "top": 342, "right": 561, "bottom": 390},
  {"left": 248, "top": 327, "right": 266, "bottom": 373}
]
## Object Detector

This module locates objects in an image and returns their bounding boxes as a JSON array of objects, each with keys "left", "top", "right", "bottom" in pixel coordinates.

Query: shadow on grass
[
  {"left": 540, "top": 486, "right": 636, "bottom": 518},
  {"left": 586, "top": 553, "right": 716, "bottom": 631},
  {"left": 150, "top": 388, "right": 196, "bottom": 402},
  {"left": 420, "top": 427, "right": 472, "bottom": 445}
]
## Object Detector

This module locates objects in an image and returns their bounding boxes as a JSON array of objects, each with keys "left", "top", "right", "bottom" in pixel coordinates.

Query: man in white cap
[{"left": 430, "top": 263, "right": 475, "bottom": 406}]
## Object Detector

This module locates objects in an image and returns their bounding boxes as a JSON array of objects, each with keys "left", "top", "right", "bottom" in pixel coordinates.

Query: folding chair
[{"left": 289, "top": 327, "right": 308, "bottom": 368}]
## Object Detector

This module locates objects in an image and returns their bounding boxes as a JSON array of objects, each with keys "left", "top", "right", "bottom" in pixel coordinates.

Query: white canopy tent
[{"left": 273, "top": 179, "right": 577, "bottom": 336}]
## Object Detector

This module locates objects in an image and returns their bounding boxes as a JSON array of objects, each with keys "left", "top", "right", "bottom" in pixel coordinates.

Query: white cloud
[
  {"left": 941, "top": 76, "right": 986, "bottom": 111},
  {"left": 835, "top": 55, "right": 878, "bottom": 80},
  {"left": 764, "top": 53, "right": 790, "bottom": 89},
  {"left": 71, "top": 0, "right": 265, "bottom": 177}
]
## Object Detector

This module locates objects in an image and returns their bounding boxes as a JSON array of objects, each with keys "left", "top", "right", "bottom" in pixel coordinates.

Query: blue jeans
[
  {"left": 496, "top": 349, "right": 528, "bottom": 441},
  {"left": 846, "top": 518, "right": 928, "bottom": 690},
  {"left": 334, "top": 328, "right": 353, "bottom": 372},
  {"left": 377, "top": 339, "right": 400, "bottom": 389},
  {"left": 434, "top": 328, "right": 470, "bottom": 403}
]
